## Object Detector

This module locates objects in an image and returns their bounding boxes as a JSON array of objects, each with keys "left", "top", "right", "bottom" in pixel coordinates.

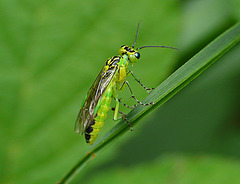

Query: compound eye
[{"left": 134, "top": 52, "right": 140, "bottom": 59}]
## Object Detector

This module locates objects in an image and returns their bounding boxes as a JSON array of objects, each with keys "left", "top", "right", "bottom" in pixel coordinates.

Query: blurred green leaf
[{"left": 85, "top": 154, "right": 240, "bottom": 184}]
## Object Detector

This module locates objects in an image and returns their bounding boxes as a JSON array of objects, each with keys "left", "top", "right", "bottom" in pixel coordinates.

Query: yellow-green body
[
  {"left": 86, "top": 54, "right": 129, "bottom": 144},
  {"left": 75, "top": 50, "right": 136, "bottom": 144}
]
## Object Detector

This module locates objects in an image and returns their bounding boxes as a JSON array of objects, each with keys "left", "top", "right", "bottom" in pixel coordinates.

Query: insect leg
[
  {"left": 113, "top": 83, "right": 136, "bottom": 109},
  {"left": 113, "top": 97, "right": 120, "bottom": 120},
  {"left": 128, "top": 71, "right": 155, "bottom": 94},
  {"left": 117, "top": 98, "right": 137, "bottom": 109},
  {"left": 111, "top": 107, "right": 133, "bottom": 131},
  {"left": 121, "top": 81, "right": 154, "bottom": 106}
]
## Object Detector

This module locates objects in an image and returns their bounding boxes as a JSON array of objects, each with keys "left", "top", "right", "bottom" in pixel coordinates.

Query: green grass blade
[{"left": 58, "top": 22, "right": 240, "bottom": 184}]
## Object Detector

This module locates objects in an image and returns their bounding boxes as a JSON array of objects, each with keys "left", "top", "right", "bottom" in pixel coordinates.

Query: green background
[{"left": 0, "top": 0, "right": 240, "bottom": 183}]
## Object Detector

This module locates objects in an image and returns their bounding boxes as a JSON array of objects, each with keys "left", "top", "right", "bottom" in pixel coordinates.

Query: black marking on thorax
[
  {"left": 124, "top": 46, "right": 135, "bottom": 53},
  {"left": 106, "top": 56, "right": 120, "bottom": 67}
]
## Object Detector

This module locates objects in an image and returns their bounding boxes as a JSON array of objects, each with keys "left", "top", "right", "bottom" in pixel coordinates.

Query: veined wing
[{"left": 74, "top": 62, "right": 119, "bottom": 135}]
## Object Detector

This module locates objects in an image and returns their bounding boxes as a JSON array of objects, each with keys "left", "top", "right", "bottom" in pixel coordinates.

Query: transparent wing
[{"left": 74, "top": 65, "right": 118, "bottom": 135}]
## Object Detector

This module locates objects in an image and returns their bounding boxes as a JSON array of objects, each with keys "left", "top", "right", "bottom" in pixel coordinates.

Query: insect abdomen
[{"left": 85, "top": 87, "right": 112, "bottom": 144}]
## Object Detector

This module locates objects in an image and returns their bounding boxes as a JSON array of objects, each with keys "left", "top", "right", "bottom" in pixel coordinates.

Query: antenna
[
  {"left": 137, "top": 45, "right": 178, "bottom": 50},
  {"left": 132, "top": 21, "right": 178, "bottom": 50},
  {"left": 132, "top": 21, "right": 141, "bottom": 48}
]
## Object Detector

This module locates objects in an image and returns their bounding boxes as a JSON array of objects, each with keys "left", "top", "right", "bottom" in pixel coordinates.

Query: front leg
[
  {"left": 120, "top": 81, "right": 154, "bottom": 107},
  {"left": 128, "top": 71, "right": 155, "bottom": 94}
]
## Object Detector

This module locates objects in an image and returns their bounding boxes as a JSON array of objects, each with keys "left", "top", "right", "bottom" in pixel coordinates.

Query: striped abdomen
[{"left": 85, "top": 87, "right": 113, "bottom": 144}]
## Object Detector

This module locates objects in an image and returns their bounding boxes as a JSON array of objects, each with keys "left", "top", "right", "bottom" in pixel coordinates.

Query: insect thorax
[{"left": 105, "top": 56, "right": 121, "bottom": 67}]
